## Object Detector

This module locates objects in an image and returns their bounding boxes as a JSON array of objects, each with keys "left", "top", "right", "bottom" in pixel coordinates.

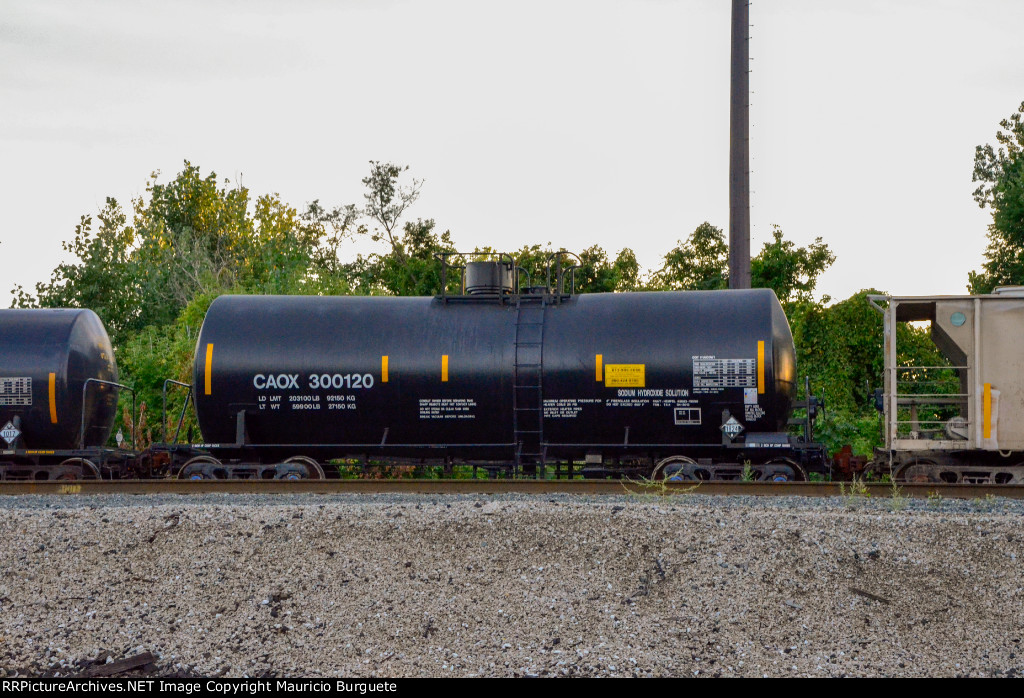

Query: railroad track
[{"left": 1, "top": 479, "right": 1024, "bottom": 498}]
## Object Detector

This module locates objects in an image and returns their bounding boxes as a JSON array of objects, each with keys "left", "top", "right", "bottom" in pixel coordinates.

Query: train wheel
[
  {"left": 996, "top": 465, "right": 1024, "bottom": 485},
  {"left": 862, "top": 461, "right": 888, "bottom": 481},
  {"left": 177, "top": 456, "right": 224, "bottom": 480},
  {"left": 892, "top": 459, "right": 938, "bottom": 483},
  {"left": 282, "top": 456, "right": 325, "bottom": 480},
  {"left": 652, "top": 456, "right": 698, "bottom": 481},
  {"left": 57, "top": 458, "right": 100, "bottom": 480},
  {"left": 50, "top": 467, "right": 81, "bottom": 481},
  {"left": 761, "top": 459, "right": 806, "bottom": 482}
]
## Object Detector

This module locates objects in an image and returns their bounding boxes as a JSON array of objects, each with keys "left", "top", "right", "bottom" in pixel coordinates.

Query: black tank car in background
[{"left": 0, "top": 309, "right": 135, "bottom": 480}]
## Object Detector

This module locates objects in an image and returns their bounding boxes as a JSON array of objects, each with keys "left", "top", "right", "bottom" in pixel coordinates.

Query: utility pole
[{"left": 729, "top": 0, "right": 751, "bottom": 289}]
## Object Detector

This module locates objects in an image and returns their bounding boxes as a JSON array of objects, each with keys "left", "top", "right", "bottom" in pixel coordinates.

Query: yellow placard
[{"left": 604, "top": 364, "right": 645, "bottom": 387}]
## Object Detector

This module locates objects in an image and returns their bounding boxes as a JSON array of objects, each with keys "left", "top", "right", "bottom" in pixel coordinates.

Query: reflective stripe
[
  {"left": 48, "top": 373, "right": 58, "bottom": 424},
  {"left": 205, "top": 344, "right": 214, "bottom": 395},
  {"left": 382, "top": 356, "right": 389, "bottom": 383},
  {"left": 983, "top": 383, "right": 992, "bottom": 440},
  {"left": 441, "top": 355, "right": 449, "bottom": 382},
  {"left": 757, "top": 341, "right": 765, "bottom": 395},
  {"left": 595, "top": 354, "right": 603, "bottom": 382}
]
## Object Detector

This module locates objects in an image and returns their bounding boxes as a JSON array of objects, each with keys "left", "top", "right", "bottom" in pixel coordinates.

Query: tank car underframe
[
  {"left": 870, "top": 449, "right": 1024, "bottom": 485},
  {"left": 156, "top": 439, "right": 827, "bottom": 481},
  {"left": 0, "top": 448, "right": 137, "bottom": 481}
]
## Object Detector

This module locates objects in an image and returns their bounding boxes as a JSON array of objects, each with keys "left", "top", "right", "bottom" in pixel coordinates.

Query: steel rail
[{"left": 1, "top": 479, "right": 1024, "bottom": 498}]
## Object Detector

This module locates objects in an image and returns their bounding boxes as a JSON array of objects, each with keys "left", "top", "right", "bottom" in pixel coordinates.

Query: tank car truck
[
  {"left": 869, "top": 288, "right": 1024, "bottom": 484},
  {"left": 165, "top": 252, "right": 828, "bottom": 481},
  {"left": 0, "top": 309, "right": 137, "bottom": 480}
]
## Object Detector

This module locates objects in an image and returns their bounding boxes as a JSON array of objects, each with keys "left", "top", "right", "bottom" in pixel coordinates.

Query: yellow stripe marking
[
  {"left": 596, "top": 354, "right": 603, "bottom": 382},
  {"left": 382, "top": 355, "right": 389, "bottom": 383},
  {"left": 757, "top": 341, "right": 765, "bottom": 395},
  {"left": 48, "top": 373, "right": 58, "bottom": 424},
  {"left": 205, "top": 343, "right": 214, "bottom": 395},
  {"left": 441, "top": 355, "right": 449, "bottom": 382},
  {"left": 983, "top": 383, "right": 992, "bottom": 440}
]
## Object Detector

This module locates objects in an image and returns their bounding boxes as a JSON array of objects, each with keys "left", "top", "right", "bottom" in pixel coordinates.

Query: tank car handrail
[
  {"left": 162, "top": 379, "right": 194, "bottom": 445},
  {"left": 80, "top": 378, "right": 135, "bottom": 454},
  {"left": 544, "top": 250, "right": 581, "bottom": 298},
  {"left": 494, "top": 252, "right": 517, "bottom": 294},
  {"left": 515, "top": 266, "right": 532, "bottom": 291},
  {"left": 894, "top": 365, "right": 968, "bottom": 371}
]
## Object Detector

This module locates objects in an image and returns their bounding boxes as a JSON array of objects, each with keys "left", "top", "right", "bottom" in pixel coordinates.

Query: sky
[{"left": 2, "top": 0, "right": 1023, "bottom": 305}]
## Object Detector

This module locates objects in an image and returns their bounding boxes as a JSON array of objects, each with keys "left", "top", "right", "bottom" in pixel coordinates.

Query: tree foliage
[
  {"left": 652, "top": 221, "right": 835, "bottom": 305},
  {"left": 751, "top": 226, "right": 835, "bottom": 304},
  {"left": 361, "top": 161, "right": 422, "bottom": 265},
  {"left": 13, "top": 199, "right": 137, "bottom": 338},
  {"left": 14, "top": 162, "right": 355, "bottom": 346},
  {"left": 651, "top": 222, "right": 729, "bottom": 291},
  {"left": 347, "top": 218, "right": 461, "bottom": 296},
  {"left": 969, "top": 101, "right": 1024, "bottom": 293}
]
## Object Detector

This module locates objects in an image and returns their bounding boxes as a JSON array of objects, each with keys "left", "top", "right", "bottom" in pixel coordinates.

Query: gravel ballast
[{"left": 0, "top": 493, "right": 1022, "bottom": 677}]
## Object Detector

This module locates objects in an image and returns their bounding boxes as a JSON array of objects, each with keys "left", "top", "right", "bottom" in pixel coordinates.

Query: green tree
[
  {"left": 300, "top": 200, "right": 363, "bottom": 286},
  {"left": 12, "top": 199, "right": 138, "bottom": 344},
  {"left": 130, "top": 164, "right": 252, "bottom": 326},
  {"left": 16, "top": 162, "right": 354, "bottom": 343},
  {"left": 361, "top": 161, "right": 422, "bottom": 265},
  {"left": 968, "top": 101, "right": 1024, "bottom": 293},
  {"left": 501, "top": 244, "right": 639, "bottom": 294},
  {"left": 652, "top": 222, "right": 729, "bottom": 290},
  {"left": 348, "top": 218, "right": 459, "bottom": 296},
  {"left": 343, "top": 161, "right": 461, "bottom": 295},
  {"left": 116, "top": 290, "right": 221, "bottom": 446},
  {"left": 751, "top": 225, "right": 835, "bottom": 304},
  {"left": 574, "top": 246, "right": 641, "bottom": 293},
  {"left": 651, "top": 222, "right": 834, "bottom": 302}
]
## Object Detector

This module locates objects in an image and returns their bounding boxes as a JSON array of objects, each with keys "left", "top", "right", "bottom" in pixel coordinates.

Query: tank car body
[
  {"left": 0, "top": 308, "right": 129, "bottom": 480},
  {"left": 185, "top": 279, "right": 822, "bottom": 480}
]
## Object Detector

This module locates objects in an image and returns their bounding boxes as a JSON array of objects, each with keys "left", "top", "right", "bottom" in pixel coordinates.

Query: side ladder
[{"left": 513, "top": 296, "right": 546, "bottom": 477}]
